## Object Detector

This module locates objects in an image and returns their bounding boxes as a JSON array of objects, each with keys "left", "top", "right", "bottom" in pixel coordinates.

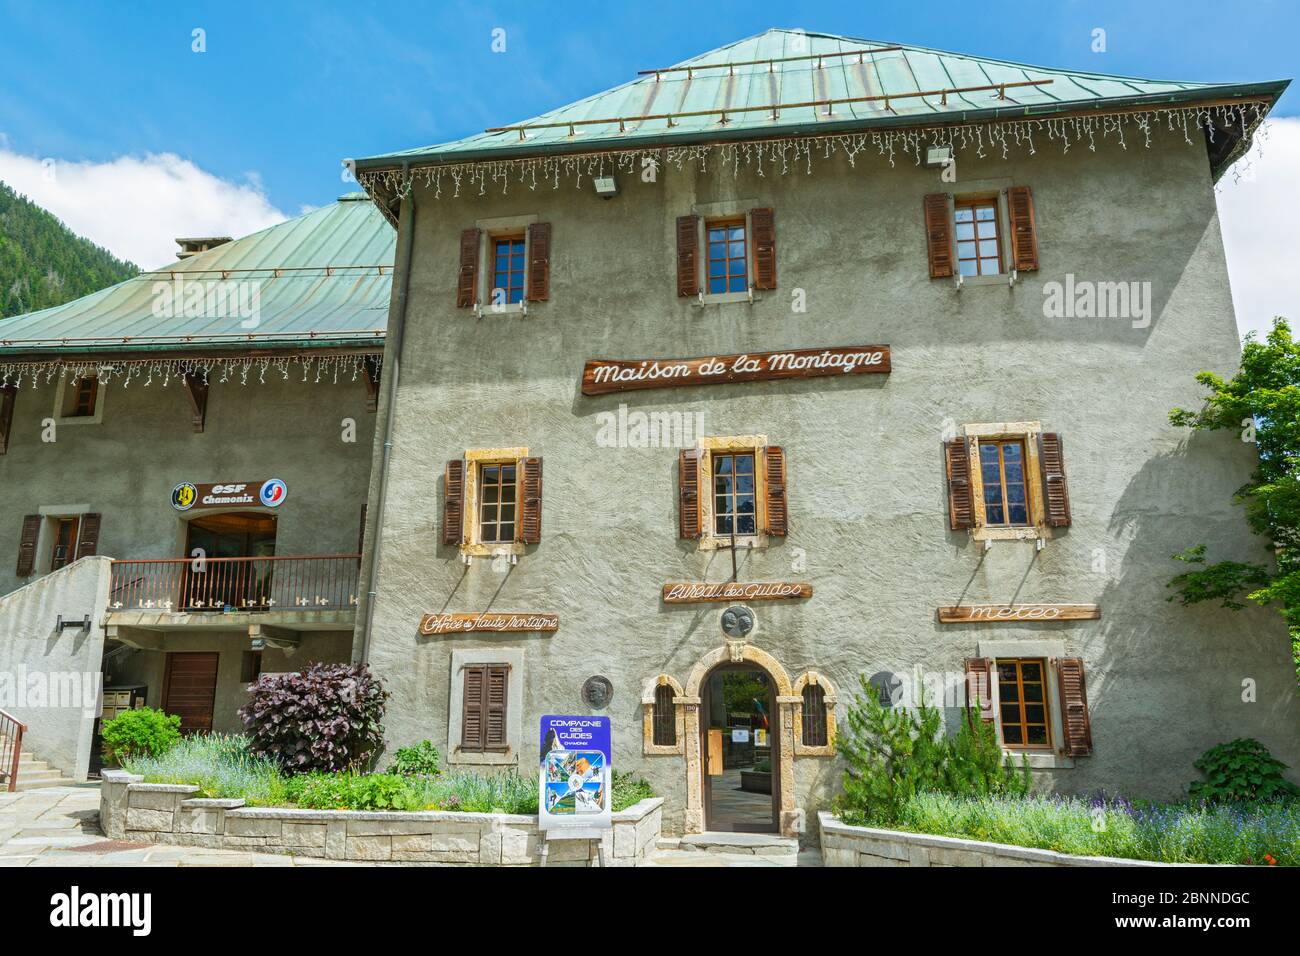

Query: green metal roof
[
  {"left": 356, "top": 28, "right": 1286, "bottom": 172},
  {"left": 0, "top": 193, "right": 394, "bottom": 355}
]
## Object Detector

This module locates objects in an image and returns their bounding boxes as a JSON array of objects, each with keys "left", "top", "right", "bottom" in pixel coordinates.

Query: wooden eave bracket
[
  {"left": 182, "top": 373, "right": 209, "bottom": 433},
  {"left": 363, "top": 359, "right": 381, "bottom": 413},
  {"left": 0, "top": 384, "right": 15, "bottom": 455}
]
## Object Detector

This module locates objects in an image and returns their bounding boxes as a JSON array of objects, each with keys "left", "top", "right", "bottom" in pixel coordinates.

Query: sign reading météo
[
  {"left": 581, "top": 345, "right": 890, "bottom": 396},
  {"left": 936, "top": 604, "right": 1100, "bottom": 623}
]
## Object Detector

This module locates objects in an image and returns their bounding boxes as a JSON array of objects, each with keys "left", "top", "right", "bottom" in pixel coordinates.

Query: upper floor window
[
  {"left": 491, "top": 235, "right": 526, "bottom": 306},
  {"left": 954, "top": 199, "right": 1002, "bottom": 277},
  {"left": 706, "top": 219, "right": 748, "bottom": 294},
  {"left": 712, "top": 450, "right": 757, "bottom": 536},
  {"left": 996, "top": 658, "right": 1051, "bottom": 749},
  {"left": 49, "top": 516, "right": 80, "bottom": 571},
  {"left": 978, "top": 438, "right": 1030, "bottom": 527},
  {"left": 477, "top": 461, "right": 517, "bottom": 544}
]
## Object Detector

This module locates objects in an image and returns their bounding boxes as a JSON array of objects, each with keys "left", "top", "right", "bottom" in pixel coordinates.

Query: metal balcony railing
[{"left": 108, "top": 555, "right": 362, "bottom": 614}]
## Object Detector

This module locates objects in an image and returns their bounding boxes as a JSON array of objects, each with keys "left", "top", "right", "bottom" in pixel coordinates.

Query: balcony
[{"left": 106, "top": 555, "right": 361, "bottom": 645}]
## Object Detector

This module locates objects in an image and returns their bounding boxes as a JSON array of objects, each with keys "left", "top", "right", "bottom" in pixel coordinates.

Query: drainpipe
[{"left": 361, "top": 164, "right": 415, "bottom": 663}]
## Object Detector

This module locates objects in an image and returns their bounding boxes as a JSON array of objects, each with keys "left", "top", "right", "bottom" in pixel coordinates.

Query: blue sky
[{"left": 1, "top": 0, "right": 1297, "bottom": 215}]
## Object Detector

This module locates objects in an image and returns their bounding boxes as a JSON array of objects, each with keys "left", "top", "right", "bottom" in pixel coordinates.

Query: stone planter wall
[
  {"left": 100, "top": 770, "right": 663, "bottom": 866},
  {"left": 818, "top": 812, "right": 1168, "bottom": 867}
]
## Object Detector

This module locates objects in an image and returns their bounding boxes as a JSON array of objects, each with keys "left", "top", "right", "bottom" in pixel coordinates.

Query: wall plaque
[
  {"left": 581, "top": 676, "right": 613, "bottom": 708},
  {"left": 936, "top": 604, "right": 1100, "bottom": 624},
  {"left": 581, "top": 345, "right": 890, "bottom": 396},
  {"left": 662, "top": 581, "right": 812, "bottom": 604},
  {"left": 418, "top": 612, "right": 560, "bottom": 635}
]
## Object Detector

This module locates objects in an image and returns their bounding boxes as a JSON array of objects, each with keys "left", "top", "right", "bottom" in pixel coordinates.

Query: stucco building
[
  {"left": 0, "top": 194, "right": 392, "bottom": 784},
  {"left": 351, "top": 29, "right": 1299, "bottom": 837}
]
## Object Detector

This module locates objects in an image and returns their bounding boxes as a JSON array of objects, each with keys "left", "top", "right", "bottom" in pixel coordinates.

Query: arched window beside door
[
  {"left": 641, "top": 674, "right": 684, "bottom": 755},
  {"left": 793, "top": 672, "right": 837, "bottom": 756}
]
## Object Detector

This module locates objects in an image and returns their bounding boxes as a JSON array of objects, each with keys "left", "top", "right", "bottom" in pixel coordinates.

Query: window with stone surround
[
  {"left": 642, "top": 674, "right": 685, "bottom": 756},
  {"left": 792, "top": 672, "right": 837, "bottom": 756},
  {"left": 995, "top": 658, "right": 1051, "bottom": 749},
  {"left": 944, "top": 422, "right": 1071, "bottom": 540},
  {"left": 679, "top": 437, "right": 787, "bottom": 548},
  {"left": 443, "top": 447, "right": 542, "bottom": 556}
]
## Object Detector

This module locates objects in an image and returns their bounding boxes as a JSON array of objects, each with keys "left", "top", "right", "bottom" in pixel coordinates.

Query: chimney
[{"left": 175, "top": 236, "right": 233, "bottom": 259}]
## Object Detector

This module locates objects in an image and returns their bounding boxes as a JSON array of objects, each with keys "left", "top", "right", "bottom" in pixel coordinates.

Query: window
[
  {"left": 712, "top": 451, "right": 756, "bottom": 536},
  {"left": 652, "top": 684, "right": 676, "bottom": 747},
  {"left": 978, "top": 439, "right": 1029, "bottom": 527},
  {"left": 241, "top": 651, "right": 263, "bottom": 684},
  {"left": 490, "top": 235, "right": 526, "bottom": 305},
  {"left": 954, "top": 199, "right": 1002, "bottom": 277},
  {"left": 996, "top": 659, "right": 1051, "bottom": 749},
  {"left": 477, "top": 462, "right": 517, "bottom": 544},
  {"left": 461, "top": 663, "right": 509, "bottom": 753},
  {"left": 801, "top": 684, "right": 828, "bottom": 747},
  {"left": 706, "top": 219, "right": 748, "bottom": 294},
  {"left": 49, "top": 517, "right": 80, "bottom": 571}
]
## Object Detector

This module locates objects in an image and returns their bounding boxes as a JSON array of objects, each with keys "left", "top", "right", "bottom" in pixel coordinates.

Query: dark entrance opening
[
  {"left": 181, "top": 512, "right": 276, "bottom": 611},
  {"left": 701, "top": 663, "right": 778, "bottom": 833}
]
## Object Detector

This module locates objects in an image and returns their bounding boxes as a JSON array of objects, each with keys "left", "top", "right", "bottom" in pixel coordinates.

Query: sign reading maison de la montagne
[{"left": 581, "top": 345, "right": 890, "bottom": 396}]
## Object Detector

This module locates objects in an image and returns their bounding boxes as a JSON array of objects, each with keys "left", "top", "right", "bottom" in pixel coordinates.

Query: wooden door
[{"left": 163, "top": 653, "right": 219, "bottom": 733}]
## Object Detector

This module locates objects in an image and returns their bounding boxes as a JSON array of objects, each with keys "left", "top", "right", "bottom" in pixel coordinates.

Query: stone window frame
[
  {"left": 52, "top": 372, "right": 106, "bottom": 426},
  {"left": 792, "top": 671, "right": 838, "bottom": 756},
  {"left": 640, "top": 674, "right": 685, "bottom": 756},
  {"left": 34, "top": 502, "right": 94, "bottom": 576},
  {"left": 962, "top": 421, "right": 1054, "bottom": 543},
  {"left": 459, "top": 446, "right": 529, "bottom": 558},
  {"left": 447, "top": 645, "right": 524, "bottom": 767},
  {"left": 976, "top": 638, "right": 1076, "bottom": 770},
  {"left": 473, "top": 213, "right": 538, "bottom": 316},
  {"left": 694, "top": 434, "right": 772, "bottom": 551}
]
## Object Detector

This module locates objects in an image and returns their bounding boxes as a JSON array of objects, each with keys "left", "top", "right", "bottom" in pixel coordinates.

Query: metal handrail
[
  {"left": 0, "top": 708, "right": 27, "bottom": 792},
  {"left": 108, "top": 554, "right": 363, "bottom": 614}
]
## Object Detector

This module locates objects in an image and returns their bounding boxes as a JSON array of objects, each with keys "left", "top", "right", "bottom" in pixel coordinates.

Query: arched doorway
[{"left": 699, "top": 661, "right": 778, "bottom": 832}]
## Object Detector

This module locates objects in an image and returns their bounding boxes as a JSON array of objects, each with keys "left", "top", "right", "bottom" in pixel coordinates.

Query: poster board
[{"left": 538, "top": 715, "right": 612, "bottom": 832}]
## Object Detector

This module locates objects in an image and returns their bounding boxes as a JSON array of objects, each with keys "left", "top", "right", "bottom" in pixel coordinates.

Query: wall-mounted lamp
[
  {"left": 924, "top": 146, "right": 953, "bottom": 168},
  {"left": 593, "top": 175, "right": 618, "bottom": 199}
]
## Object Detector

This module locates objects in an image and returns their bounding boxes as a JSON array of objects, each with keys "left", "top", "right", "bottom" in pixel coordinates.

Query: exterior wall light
[
  {"left": 924, "top": 146, "right": 953, "bottom": 168},
  {"left": 593, "top": 175, "right": 618, "bottom": 198}
]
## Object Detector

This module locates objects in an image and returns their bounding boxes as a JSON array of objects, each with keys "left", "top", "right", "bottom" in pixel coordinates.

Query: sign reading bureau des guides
[
  {"left": 539, "top": 715, "right": 612, "bottom": 832},
  {"left": 581, "top": 344, "right": 890, "bottom": 396},
  {"left": 171, "top": 479, "right": 288, "bottom": 511}
]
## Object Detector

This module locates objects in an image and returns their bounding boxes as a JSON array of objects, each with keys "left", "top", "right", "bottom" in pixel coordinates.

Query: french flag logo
[{"left": 259, "top": 478, "right": 288, "bottom": 508}]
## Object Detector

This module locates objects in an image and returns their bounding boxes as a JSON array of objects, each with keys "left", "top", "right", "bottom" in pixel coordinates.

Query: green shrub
[
  {"left": 390, "top": 740, "right": 441, "bottom": 777},
  {"left": 1189, "top": 738, "right": 1300, "bottom": 804},
  {"left": 285, "top": 772, "right": 423, "bottom": 811},
  {"left": 833, "top": 673, "right": 1028, "bottom": 826},
  {"left": 100, "top": 707, "right": 181, "bottom": 764},
  {"left": 124, "top": 733, "right": 288, "bottom": 805},
  {"left": 611, "top": 771, "right": 655, "bottom": 812}
]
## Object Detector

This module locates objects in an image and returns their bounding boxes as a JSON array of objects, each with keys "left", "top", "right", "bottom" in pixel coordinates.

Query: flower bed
[{"left": 830, "top": 792, "right": 1298, "bottom": 866}]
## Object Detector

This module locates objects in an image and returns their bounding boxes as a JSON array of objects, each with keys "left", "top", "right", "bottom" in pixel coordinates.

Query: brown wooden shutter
[
  {"left": 485, "top": 664, "right": 508, "bottom": 750},
  {"left": 963, "top": 657, "right": 995, "bottom": 725},
  {"left": 525, "top": 222, "right": 551, "bottom": 302},
  {"left": 461, "top": 665, "right": 485, "bottom": 751},
  {"left": 1006, "top": 185, "right": 1040, "bottom": 272},
  {"left": 1038, "top": 432, "right": 1072, "bottom": 527},
  {"left": 676, "top": 215, "right": 700, "bottom": 297},
  {"left": 923, "top": 193, "right": 955, "bottom": 279},
  {"left": 1056, "top": 657, "right": 1093, "bottom": 756},
  {"left": 357, "top": 503, "right": 367, "bottom": 556},
  {"left": 75, "top": 513, "right": 101, "bottom": 559},
  {"left": 16, "top": 514, "right": 41, "bottom": 577},
  {"left": 0, "top": 384, "right": 16, "bottom": 455},
  {"left": 678, "top": 449, "right": 702, "bottom": 539},
  {"left": 443, "top": 459, "right": 465, "bottom": 546},
  {"left": 751, "top": 207, "right": 776, "bottom": 290},
  {"left": 518, "top": 456, "right": 542, "bottom": 544},
  {"left": 764, "top": 445, "right": 788, "bottom": 536},
  {"left": 944, "top": 438, "right": 975, "bottom": 531},
  {"left": 456, "top": 228, "right": 481, "bottom": 308}
]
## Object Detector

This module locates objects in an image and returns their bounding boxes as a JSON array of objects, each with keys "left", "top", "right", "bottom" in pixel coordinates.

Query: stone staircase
[
  {"left": 648, "top": 831, "right": 815, "bottom": 866},
  {"left": 7, "top": 750, "right": 75, "bottom": 791}
]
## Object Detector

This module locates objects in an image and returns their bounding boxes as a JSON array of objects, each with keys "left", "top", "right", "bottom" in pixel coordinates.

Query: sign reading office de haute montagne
[{"left": 581, "top": 344, "right": 890, "bottom": 396}]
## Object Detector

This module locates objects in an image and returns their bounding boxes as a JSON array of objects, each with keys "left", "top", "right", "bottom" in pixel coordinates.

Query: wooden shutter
[
  {"left": 16, "top": 514, "right": 41, "bottom": 577},
  {"left": 765, "top": 445, "right": 788, "bottom": 536},
  {"left": 963, "top": 658, "right": 995, "bottom": 725},
  {"left": 75, "top": 513, "right": 101, "bottom": 559},
  {"left": 0, "top": 384, "right": 15, "bottom": 455},
  {"left": 485, "top": 664, "right": 509, "bottom": 750},
  {"left": 443, "top": 459, "right": 465, "bottom": 546},
  {"left": 676, "top": 215, "right": 700, "bottom": 297},
  {"left": 1056, "top": 657, "right": 1093, "bottom": 756},
  {"left": 944, "top": 438, "right": 974, "bottom": 531},
  {"left": 357, "top": 503, "right": 367, "bottom": 556},
  {"left": 923, "top": 193, "right": 956, "bottom": 278},
  {"left": 1038, "top": 432, "right": 1072, "bottom": 527},
  {"left": 751, "top": 207, "right": 777, "bottom": 290},
  {"left": 525, "top": 222, "right": 551, "bottom": 302},
  {"left": 461, "top": 665, "right": 485, "bottom": 751},
  {"left": 678, "top": 449, "right": 702, "bottom": 539},
  {"left": 518, "top": 456, "right": 543, "bottom": 544},
  {"left": 1006, "top": 186, "right": 1040, "bottom": 272},
  {"left": 456, "top": 228, "right": 481, "bottom": 308}
]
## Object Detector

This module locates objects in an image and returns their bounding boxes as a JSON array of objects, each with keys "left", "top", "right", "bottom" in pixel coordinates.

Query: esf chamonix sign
[
  {"left": 662, "top": 581, "right": 813, "bottom": 604},
  {"left": 936, "top": 604, "right": 1100, "bottom": 623},
  {"left": 418, "top": 612, "right": 560, "bottom": 636},
  {"left": 581, "top": 344, "right": 890, "bottom": 396},
  {"left": 170, "top": 479, "right": 287, "bottom": 511}
]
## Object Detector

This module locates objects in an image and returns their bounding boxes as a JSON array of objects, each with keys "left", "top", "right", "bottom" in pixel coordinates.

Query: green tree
[{"left": 1169, "top": 318, "right": 1300, "bottom": 677}]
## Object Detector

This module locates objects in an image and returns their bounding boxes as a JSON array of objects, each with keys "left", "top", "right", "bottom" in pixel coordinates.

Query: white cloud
[
  {"left": 0, "top": 150, "right": 288, "bottom": 270},
  {"left": 1216, "top": 117, "right": 1300, "bottom": 343}
]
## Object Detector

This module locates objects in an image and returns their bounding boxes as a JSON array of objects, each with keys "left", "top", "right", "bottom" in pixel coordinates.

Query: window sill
[
  {"left": 1005, "top": 751, "right": 1075, "bottom": 770},
  {"left": 56, "top": 414, "right": 104, "bottom": 427},
  {"left": 955, "top": 273, "right": 1012, "bottom": 288},
  {"left": 971, "top": 525, "right": 1047, "bottom": 543},
  {"left": 692, "top": 290, "right": 758, "bottom": 307},
  {"left": 698, "top": 534, "right": 768, "bottom": 552},
  {"left": 475, "top": 302, "right": 529, "bottom": 317},
  {"left": 448, "top": 750, "right": 518, "bottom": 768},
  {"left": 460, "top": 542, "right": 525, "bottom": 558}
]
